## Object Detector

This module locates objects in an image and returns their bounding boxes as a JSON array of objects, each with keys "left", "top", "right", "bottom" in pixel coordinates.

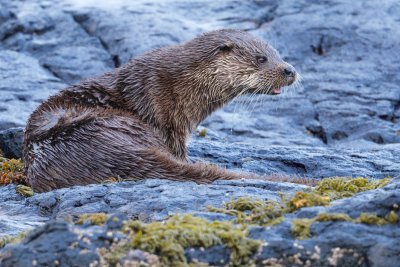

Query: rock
[
  {"left": 0, "top": 127, "right": 24, "bottom": 158},
  {"left": 185, "top": 245, "right": 231, "bottom": 266},
  {"left": 0, "top": 179, "right": 398, "bottom": 266},
  {"left": 2, "top": 128, "right": 400, "bottom": 179},
  {"left": 0, "top": 179, "right": 304, "bottom": 230},
  {"left": 119, "top": 249, "right": 160, "bottom": 267},
  {"left": 0, "top": 185, "right": 46, "bottom": 238},
  {"left": 250, "top": 179, "right": 400, "bottom": 267},
  {"left": 0, "top": 222, "right": 103, "bottom": 267},
  {"left": 0, "top": 2, "right": 114, "bottom": 85},
  {"left": 0, "top": 50, "right": 65, "bottom": 129}
]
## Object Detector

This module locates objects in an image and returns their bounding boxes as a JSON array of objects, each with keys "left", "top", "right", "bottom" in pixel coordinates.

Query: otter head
[{"left": 194, "top": 29, "right": 297, "bottom": 97}]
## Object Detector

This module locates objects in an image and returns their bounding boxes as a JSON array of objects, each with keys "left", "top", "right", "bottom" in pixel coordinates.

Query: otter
[{"left": 24, "top": 29, "right": 299, "bottom": 192}]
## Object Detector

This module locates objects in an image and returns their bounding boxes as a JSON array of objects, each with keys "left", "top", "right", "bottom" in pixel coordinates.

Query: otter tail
[{"left": 136, "top": 148, "right": 314, "bottom": 186}]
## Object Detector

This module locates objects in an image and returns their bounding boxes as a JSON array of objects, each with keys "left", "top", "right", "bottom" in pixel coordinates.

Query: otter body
[{"left": 24, "top": 29, "right": 297, "bottom": 192}]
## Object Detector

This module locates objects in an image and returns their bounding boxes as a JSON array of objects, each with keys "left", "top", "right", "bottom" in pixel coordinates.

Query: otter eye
[{"left": 257, "top": 56, "right": 268, "bottom": 64}]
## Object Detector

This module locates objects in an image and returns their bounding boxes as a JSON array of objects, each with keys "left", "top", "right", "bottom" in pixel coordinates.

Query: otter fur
[{"left": 23, "top": 29, "right": 299, "bottom": 192}]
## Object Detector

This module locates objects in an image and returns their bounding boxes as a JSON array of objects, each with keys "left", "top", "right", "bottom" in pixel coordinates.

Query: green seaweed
[
  {"left": 292, "top": 211, "right": 398, "bottom": 239},
  {"left": 16, "top": 184, "right": 34, "bottom": 197},
  {"left": 385, "top": 210, "right": 399, "bottom": 224},
  {"left": 287, "top": 191, "right": 330, "bottom": 212},
  {"left": 356, "top": 213, "right": 389, "bottom": 225},
  {"left": 208, "top": 197, "right": 286, "bottom": 226},
  {"left": 197, "top": 128, "right": 207, "bottom": 137},
  {"left": 314, "top": 213, "right": 352, "bottom": 222},
  {"left": 76, "top": 213, "right": 109, "bottom": 225},
  {"left": 118, "top": 214, "right": 260, "bottom": 267},
  {"left": 0, "top": 158, "right": 26, "bottom": 185},
  {"left": 207, "top": 177, "right": 392, "bottom": 228},
  {"left": 291, "top": 218, "right": 314, "bottom": 239},
  {"left": 0, "top": 232, "right": 27, "bottom": 249},
  {"left": 314, "top": 177, "right": 391, "bottom": 200},
  {"left": 3, "top": 175, "right": 393, "bottom": 266}
]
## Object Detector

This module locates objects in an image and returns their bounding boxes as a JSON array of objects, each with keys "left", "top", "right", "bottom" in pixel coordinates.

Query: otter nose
[{"left": 283, "top": 67, "right": 295, "bottom": 77}]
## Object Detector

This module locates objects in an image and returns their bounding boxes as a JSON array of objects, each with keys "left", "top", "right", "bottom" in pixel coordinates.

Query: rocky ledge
[
  {"left": 0, "top": 0, "right": 399, "bottom": 266},
  {"left": 0, "top": 176, "right": 399, "bottom": 266}
]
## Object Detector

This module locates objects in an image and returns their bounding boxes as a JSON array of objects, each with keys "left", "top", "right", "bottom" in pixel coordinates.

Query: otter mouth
[
  {"left": 247, "top": 87, "right": 283, "bottom": 95},
  {"left": 271, "top": 88, "right": 282, "bottom": 95}
]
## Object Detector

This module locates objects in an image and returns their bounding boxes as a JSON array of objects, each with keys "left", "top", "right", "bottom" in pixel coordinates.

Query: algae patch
[
  {"left": 0, "top": 232, "right": 27, "bottom": 249},
  {"left": 314, "top": 177, "right": 391, "bottom": 201},
  {"left": 76, "top": 213, "right": 109, "bottom": 225},
  {"left": 207, "top": 177, "right": 392, "bottom": 227},
  {"left": 16, "top": 184, "right": 34, "bottom": 197},
  {"left": 292, "top": 211, "right": 398, "bottom": 239},
  {"left": 207, "top": 197, "right": 286, "bottom": 226},
  {"left": 287, "top": 191, "right": 330, "bottom": 212},
  {"left": 197, "top": 128, "right": 207, "bottom": 137},
  {"left": 105, "top": 214, "right": 260, "bottom": 266},
  {"left": 0, "top": 158, "right": 26, "bottom": 185}
]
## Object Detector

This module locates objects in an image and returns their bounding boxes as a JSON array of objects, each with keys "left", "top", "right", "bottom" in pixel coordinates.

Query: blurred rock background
[{"left": 0, "top": 0, "right": 399, "bottom": 178}]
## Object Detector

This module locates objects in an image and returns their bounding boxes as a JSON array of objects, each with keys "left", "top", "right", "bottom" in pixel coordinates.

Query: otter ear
[{"left": 218, "top": 42, "right": 234, "bottom": 52}]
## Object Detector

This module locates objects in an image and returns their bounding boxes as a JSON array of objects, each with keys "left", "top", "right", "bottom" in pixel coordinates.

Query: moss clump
[
  {"left": 76, "top": 213, "right": 109, "bottom": 225},
  {"left": 207, "top": 177, "right": 392, "bottom": 228},
  {"left": 102, "top": 240, "right": 132, "bottom": 266},
  {"left": 385, "top": 210, "right": 399, "bottom": 224},
  {"left": 16, "top": 184, "right": 34, "bottom": 197},
  {"left": 0, "top": 158, "right": 26, "bottom": 185},
  {"left": 224, "top": 197, "right": 265, "bottom": 212},
  {"left": 287, "top": 192, "right": 330, "bottom": 212},
  {"left": 315, "top": 177, "right": 391, "bottom": 200},
  {"left": 291, "top": 218, "right": 314, "bottom": 239},
  {"left": 116, "top": 214, "right": 260, "bottom": 267},
  {"left": 292, "top": 211, "right": 398, "bottom": 239},
  {"left": 0, "top": 232, "right": 27, "bottom": 249},
  {"left": 355, "top": 213, "right": 388, "bottom": 225},
  {"left": 197, "top": 128, "right": 207, "bottom": 137},
  {"left": 208, "top": 197, "right": 285, "bottom": 226},
  {"left": 314, "top": 213, "right": 352, "bottom": 222}
]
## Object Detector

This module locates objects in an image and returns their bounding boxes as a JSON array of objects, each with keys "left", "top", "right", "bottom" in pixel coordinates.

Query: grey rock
[
  {"left": 0, "top": 127, "right": 24, "bottom": 158},
  {"left": 0, "top": 2, "right": 114, "bottom": 85},
  {"left": 2, "top": 128, "right": 400, "bottom": 179},
  {"left": 249, "top": 179, "right": 400, "bottom": 267},
  {"left": 0, "top": 50, "right": 65, "bottom": 129},
  {"left": 0, "top": 222, "right": 103, "bottom": 267},
  {"left": 185, "top": 245, "right": 231, "bottom": 266},
  {"left": 119, "top": 249, "right": 159, "bottom": 266},
  {"left": 0, "top": 179, "right": 305, "bottom": 239},
  {"left": 0, "top": 179, "right": 398, "bottom": 266}
]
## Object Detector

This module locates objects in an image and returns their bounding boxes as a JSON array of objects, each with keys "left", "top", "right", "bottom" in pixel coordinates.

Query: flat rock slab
[
  {"left": 0, "top": 178, "right": 307, "bottom": 237},
  {"left": 0, "top": 179, "right": 399, "bottom": 267}
]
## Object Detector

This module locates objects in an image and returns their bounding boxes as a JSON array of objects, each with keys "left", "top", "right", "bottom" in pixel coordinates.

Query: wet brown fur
[{"left": 24, "top": 29, "right": 309, "bottom": 192}]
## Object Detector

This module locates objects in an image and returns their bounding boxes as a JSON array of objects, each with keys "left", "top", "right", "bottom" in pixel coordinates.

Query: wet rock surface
[
  {"left": 0, "top": 179, "right": 306, "bottom": 226},
  {"left": 0, "top": 179, "right": 399, "bottom": 266},
  {"left": 0, "top": 0, "right": 399, "bottom": 266}
]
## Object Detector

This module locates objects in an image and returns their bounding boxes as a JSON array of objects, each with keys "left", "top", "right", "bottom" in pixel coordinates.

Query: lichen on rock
[
  {"left": 0, "top": 157, "right": 26, "bottom": 185},
  {"left": 208, "top": 177, "right": 392, "bottom": 227},
  {"left": 292, "top": 211, "right": 398, "bottom": 239},
  {"left": 100, "top": 214, "right": 260, "bottom": 266},
  {"left": 76, "top": 213, "right": 109, "bottom": 225},
  {"left": 314, "top": 177, "right": 392, "bottom": 200},
  {"left": 0, "top": 232, "right": 27, "bottom": 249}
]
